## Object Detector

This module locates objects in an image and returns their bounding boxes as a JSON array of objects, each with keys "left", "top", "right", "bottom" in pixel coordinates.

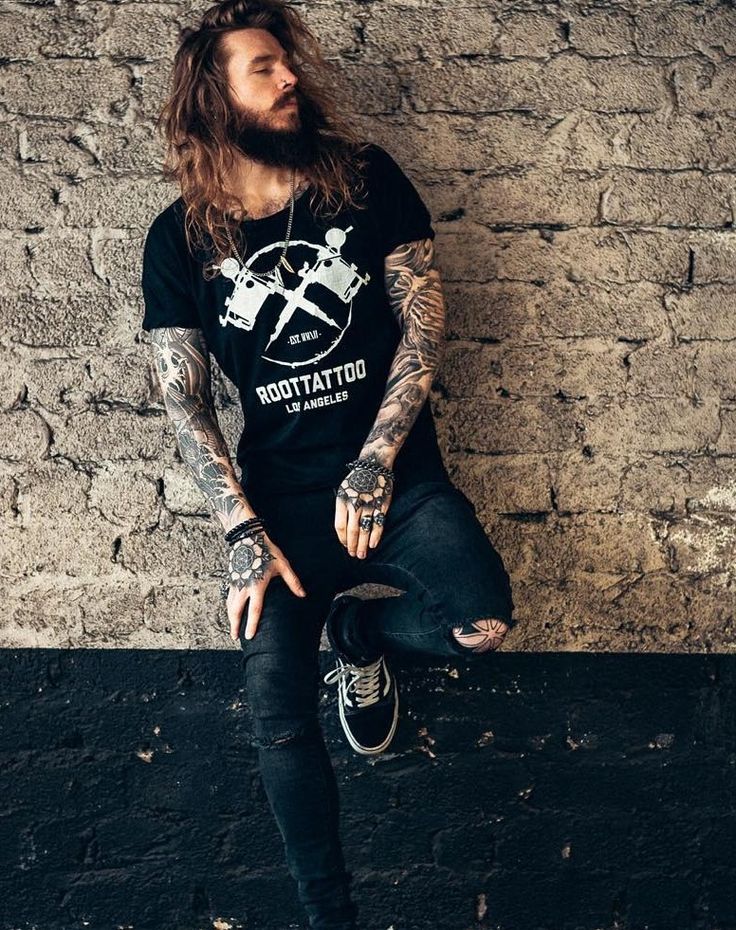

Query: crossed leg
[{"left": 337, "top": 482, "right": 516, "bottom": 661}]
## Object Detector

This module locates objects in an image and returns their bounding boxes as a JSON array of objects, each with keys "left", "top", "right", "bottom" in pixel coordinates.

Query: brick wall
[{"left": 2, "top": 0, "right": 735, "bottom": 650}]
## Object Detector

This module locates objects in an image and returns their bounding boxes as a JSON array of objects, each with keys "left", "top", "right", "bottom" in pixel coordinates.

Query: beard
[{"left": 225, "top": 91, "right": 322, "bottom": 170}]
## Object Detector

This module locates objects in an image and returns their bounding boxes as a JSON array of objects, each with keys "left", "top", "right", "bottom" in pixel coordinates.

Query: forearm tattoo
[
  {"left": 336, "top": 452, "right": 393, "bottom": 514},
  {"left": 149, "top": 326, "right": 250, "bottom": 528},
  {"left": 361, "top": 238, "right": 446, "bottom": 461},
  {"left": 227, "top": 530, "right": 275, "bottom": 592}
]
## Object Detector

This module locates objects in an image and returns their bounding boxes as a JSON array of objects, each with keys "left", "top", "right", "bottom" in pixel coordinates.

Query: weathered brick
[
  {"left": 498, "top": 10, "right": 568, "bottom": 57},
  {"left": 0, "top": 60, "right": 131, "bottom": 121},
  {"left": 444, "top": 281, "right": 541, "bottom": 342},
  {"left": 469, "top": 168, "right": 600, "bottom": 226},
  {"left": 40, "top": 1, "right": 113, "bottom": 59},
  {"left": 618, "top": 455, "right": 692, "bottom": 514},
  {"left": 0, "top": 8, "right": 48, "bottom": 59},
  {"left": 88, "top": 465, "right": 161, "bottom": 529},
  {"left": 667, "top": 284, "right": 736, "bottom": 339},
  {"left": 299, "top": 3, "right": 362, "bottom": 58},
  {"left": 97, "top": 4, "right": 182, "bottom": 61},
  {"left": 364, "top": 5, "right": 500, "bottom": 60},
  {"left": 438, "top": 396, "right": 581, "bottom": 454},
  {"left": 637, "top": 4, "right": 736, "bottom": 57},
  {"left": 27, "top": 232, "right": 101, "bottom": 294},
  {"left": 2, "top": 292, "right": 114, "bottom": 348},
  {"left": 52, "top": 408, "right": 176, "bottom": 462},
  {"left": 444, "top": 338, "right": 628, "bottom": 400},
  {"left": 536, "top": 280, "right": 667, "bottom": 341},
  {"left": 405, "top": 56, "right": 667, "bottom": 114},
  {"left": 372, "top": 112, "right": 550, "bottom": 172},
  {"left": 602, "top": 169, "right": 735, "bottom": 227},
  {"left": 583, "top": 397, "right": 720, "bottom": 454},
  {"left": 517, "top": 512, "right": 668, "bottom": 578},
  {"left": 626, "top": 113, "right": 736, "bottom": 171},
  {"left": 0, "top": 408, "right": 50, "bottom": 462},
  {"left": 568, "top": 8, "right": 636, "bottom": 56},
  {"left": 683, "top": 456, "right": 736, "bottom": 513},
  {"left": 121, "top": 516, "right": 227, "bottom": 577},
  {"left": 625, "top": 342, "right": 697, "bottom": 398},
  {"left": 693, "top": 342, "right": 736, "bottom": 398},
  {"left": 446, "top": 451, "right": 553, "bottom": 514},
  {"left": 60, "top": 177, "right": 175, "bottom": 230},
  {"left": 500, "top": 339, "right": 627, "bottom": 398},
  {"left": 551, "top": 449, "right": 624, "bottom": 513},
  {"left": 715, "top": 406, "right": 736, "bottom": 454},
  {"left": 675, "top": 57, "right": 736, "bottom": 116},
  {"left": 665, "top": 512, "right": 736, "bottom": 576},
  {"left": 0, "top": 164, "right": 57, "bottom": 230}
]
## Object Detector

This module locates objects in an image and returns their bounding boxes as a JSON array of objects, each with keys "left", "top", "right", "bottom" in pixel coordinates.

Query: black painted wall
[{"left": 1, "top": 649, "right": 734, "bottom": 930}]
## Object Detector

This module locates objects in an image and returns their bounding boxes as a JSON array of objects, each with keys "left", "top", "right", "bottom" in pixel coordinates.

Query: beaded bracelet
[
  {"left": 344, "top": 457, "right": 396, "bottom": 481},
  {"left": 224, "top": 517, "right": 265, "bottom": 545},
  {"left": 225, "top": 519, "right": 264, "bottom": 541},
  {"left": 227, "top": 524, "right": 265, "bottom": 546}
]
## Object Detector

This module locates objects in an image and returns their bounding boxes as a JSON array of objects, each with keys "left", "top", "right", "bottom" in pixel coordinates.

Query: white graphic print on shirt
[{"left": 219, "top": 225, "right": 370, "bottom": 374}]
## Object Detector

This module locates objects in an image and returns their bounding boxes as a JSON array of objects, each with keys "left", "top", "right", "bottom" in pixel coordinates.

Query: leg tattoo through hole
[{"left": 451, "top": 617, "right": 509, "bottom": 653}]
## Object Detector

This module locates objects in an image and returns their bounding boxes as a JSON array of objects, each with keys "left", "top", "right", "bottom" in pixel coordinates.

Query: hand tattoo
[
  {"left": 227, "top": 530, "right": 275, "bottom": 592},
  {"left": 336, "top": 453, "right": 393, "bottom": 516}
]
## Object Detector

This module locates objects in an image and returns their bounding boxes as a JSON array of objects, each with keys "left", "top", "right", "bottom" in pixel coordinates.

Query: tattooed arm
[
  {"left": 361, "top": 236, "right": 446, "bottom": 468},
  {"left": 148, "top": 326, "right": 256, "bottom": 532},
  {"left": 333, "top": 237, "right": 446, "bottom": 556},
  {"left": 148, "top": 325, "right": 306, "bottom": 641}
]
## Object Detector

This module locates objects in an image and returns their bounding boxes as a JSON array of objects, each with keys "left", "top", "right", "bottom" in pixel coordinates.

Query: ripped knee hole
[{"left": 451, "top": 617, "right": 510, "bottom": 653}]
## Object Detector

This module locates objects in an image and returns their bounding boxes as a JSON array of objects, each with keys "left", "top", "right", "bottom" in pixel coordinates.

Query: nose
[{"left": 279, "top": 65, "right": 298, "bottom": 91}]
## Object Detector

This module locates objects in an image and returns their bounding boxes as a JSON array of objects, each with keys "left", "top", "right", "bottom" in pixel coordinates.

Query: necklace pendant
[
  {"left": 220, "top": 256, "right": 241, "bottom": 281},
  {"left": 272, "top": 265, "right": 285, "bottom": 289},
  {"left": 280, "top": 254, "right": 295, "bottom": 274}
]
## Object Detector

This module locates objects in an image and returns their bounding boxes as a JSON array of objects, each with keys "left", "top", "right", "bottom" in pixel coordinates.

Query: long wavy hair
[{"left": 156, "top": 0, "right": 371, "bottom": 278}]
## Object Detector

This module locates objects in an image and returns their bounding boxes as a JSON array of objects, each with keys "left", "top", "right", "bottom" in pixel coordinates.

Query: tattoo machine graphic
[{"left": 219, "top": 226, "right": 371, "bottom": 346}]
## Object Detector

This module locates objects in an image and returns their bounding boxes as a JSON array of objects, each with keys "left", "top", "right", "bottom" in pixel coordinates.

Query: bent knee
[{"left": 451, "top": 617, "right": 510, "bottom": 653}]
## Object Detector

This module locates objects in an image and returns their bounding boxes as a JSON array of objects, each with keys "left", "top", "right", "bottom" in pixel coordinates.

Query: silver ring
[
  {"left": 374, "top": 511, "right": 385, "bottom": 526},
  {"left": 359, "top": 515, "right": 374, "bottom": 531}
]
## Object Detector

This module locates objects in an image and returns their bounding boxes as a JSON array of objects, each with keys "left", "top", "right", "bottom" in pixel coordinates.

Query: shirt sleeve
[
  {"left": 367, "top": 144, "right": 436, "bottom": 257},
  {"left": 140, "top": 208, "right": 201, "bottom": 332}
]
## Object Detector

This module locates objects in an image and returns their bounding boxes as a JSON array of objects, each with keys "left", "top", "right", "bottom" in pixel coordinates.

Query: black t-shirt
[{"left": 140, "top": 142, "right": 449, "bottom": 496}]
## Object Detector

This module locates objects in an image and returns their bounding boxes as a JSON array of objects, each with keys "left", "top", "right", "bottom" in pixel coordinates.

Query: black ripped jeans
[{"left": 237, "top": 478, "right": 516, "bottom": 930}]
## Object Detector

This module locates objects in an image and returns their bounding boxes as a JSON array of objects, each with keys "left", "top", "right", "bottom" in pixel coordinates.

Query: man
[{"left": 140, "top": 2, "right": 516, "bottom": 928}]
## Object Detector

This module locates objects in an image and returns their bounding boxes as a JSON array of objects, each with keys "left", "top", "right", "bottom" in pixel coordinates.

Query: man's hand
[
  {"left": 334, "top": 454, "right": 394, "bottom": 559},
  {"left": 225, "top": 529, "right": 306, "bottom": 641}
]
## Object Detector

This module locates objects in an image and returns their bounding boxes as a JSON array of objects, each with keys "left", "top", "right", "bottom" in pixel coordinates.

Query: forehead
[{"left": 220, "top": 27, "right": 286, "bottom": 65}]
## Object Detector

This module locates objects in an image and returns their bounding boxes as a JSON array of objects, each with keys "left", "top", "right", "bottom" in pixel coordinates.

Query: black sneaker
[{"left": 322, "top": 594, "right": 399, "bottom": 756}]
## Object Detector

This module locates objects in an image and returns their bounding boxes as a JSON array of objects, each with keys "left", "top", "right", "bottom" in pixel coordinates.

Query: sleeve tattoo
[
  {"left": 149, "top": 326, "right": 255, "bottom": 530},
  {"left": 360, "top": 237, "right": 446, "bottom": 466}
]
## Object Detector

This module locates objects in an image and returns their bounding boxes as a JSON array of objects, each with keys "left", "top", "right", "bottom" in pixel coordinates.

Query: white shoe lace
[{"left": 323, "top": 657, "right": 384, "bottom": 709}]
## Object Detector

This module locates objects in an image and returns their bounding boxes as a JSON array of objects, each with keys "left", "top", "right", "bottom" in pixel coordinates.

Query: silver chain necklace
[{"left": 219, "top": 166, "right": 298, "bottom": 289}]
